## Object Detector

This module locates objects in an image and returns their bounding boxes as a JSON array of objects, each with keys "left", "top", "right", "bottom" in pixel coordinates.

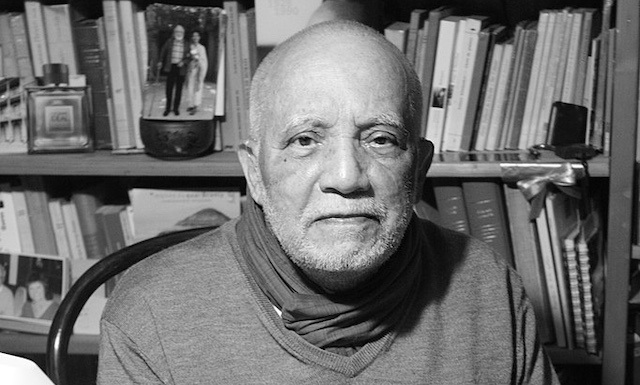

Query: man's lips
[{"left": 311, "top": 213, "right": 380, "bottom": 225}]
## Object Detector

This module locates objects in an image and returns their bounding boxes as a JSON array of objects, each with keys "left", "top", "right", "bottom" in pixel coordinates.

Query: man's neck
[{"left": 298, "top": 266, "right": 378, "bottom": 293}]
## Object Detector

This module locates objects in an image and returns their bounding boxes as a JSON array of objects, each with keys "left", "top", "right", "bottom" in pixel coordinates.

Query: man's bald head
[{"left": 248, "top": 20, "right": 422, "bottom": 149}]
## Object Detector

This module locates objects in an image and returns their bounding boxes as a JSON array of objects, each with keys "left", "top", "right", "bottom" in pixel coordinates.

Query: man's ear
[
  {"left": 238, "top": 140, "right": 266, "bottom": 205},
  {"left": 413, "top": 138, "right": 434, "bottom": 204}
]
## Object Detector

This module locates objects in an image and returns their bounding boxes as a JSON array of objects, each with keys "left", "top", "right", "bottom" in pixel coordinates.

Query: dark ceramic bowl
[{"left": 140, "top": 119, "right": 215, "bottom": 159}]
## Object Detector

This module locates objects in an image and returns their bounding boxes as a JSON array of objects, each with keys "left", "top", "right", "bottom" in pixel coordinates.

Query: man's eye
[
  {"left": 370, "top": 134, "right": 397, "bottom": 147},
  {"left": 292, "top": 135, "right": 316, "bottom": 147}
]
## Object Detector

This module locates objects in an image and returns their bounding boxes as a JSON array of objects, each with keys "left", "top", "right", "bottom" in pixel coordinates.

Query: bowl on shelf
[{"left": 140, "top": 118, "right": 215, "bottom": 159}]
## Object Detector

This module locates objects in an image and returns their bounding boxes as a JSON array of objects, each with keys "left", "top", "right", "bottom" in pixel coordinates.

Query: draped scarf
[{"left": 236, "top": 197, "right": 423, "bottom": 355}]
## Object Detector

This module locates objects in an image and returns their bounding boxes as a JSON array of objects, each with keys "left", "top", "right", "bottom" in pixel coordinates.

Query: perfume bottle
[{"left": 26, "top": 63, "right": 93, "bottom": 153}]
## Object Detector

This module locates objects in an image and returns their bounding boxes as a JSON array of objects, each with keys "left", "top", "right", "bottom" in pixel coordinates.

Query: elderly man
[
  {"left": 157, "top": 24, "right": 188, "bottom": 116},
  {"left": 98, "top": 21, "right": 558, "bottom": 384}
]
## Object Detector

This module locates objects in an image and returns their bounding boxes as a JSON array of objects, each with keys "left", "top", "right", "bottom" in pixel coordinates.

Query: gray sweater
[{"left": 98, "top": 218, "right": 559, "bottom": 384}]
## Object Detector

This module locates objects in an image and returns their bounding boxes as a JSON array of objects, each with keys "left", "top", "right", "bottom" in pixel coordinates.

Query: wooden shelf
[
  {"left": 0, "top": 330, "right": 98, "bottom": 355},
  {"left": 0, "top": 150, "right": 609, "bottom": 178}
]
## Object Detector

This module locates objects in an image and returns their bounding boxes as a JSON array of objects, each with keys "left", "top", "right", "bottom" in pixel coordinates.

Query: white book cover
[
  {"left": 118, "top": 0, "right": 144, "bottom": 149},
  {"left": 61, "top": 201, "right": 87, "bottom": 260},
  {"left": 442, "top": 16, "right": 488, "bottom": 151},
  {"left": 10, "top": 189, "right": 34, "bottom": 254},
  {"left": 23, "top": 0, "right": 49, "bottom": 77},
  {"left": 47, "top": 199, "right": 71, "bottom": 259},
  {"left": 561, "top": 10, "right": 584, "bottom": 103},
  {"left": 102, "top": 0, "right": 135, "bottom": 149},
  {"left": 533, "top": 9, "right": 568, "bottom": 145},
  {"left": 0, "top": 184, "right": 21, "bottom": 253},
  {"left": 522, "top": 10, "right": 557, "bottom": 148},
  {"left": 128, "top": 188, "right": 241, "bottom": 242},
  {"left": 42, "top": 4, "right": 78, "bottom": 75},
  {"left": 425, "top": 16, "right": 463, "bottom": 152},
  {"left": 473, "top": 43, "right": 504, "bottom": 150},
  {"left": 534, "top": 204, "right": 567, "bottom": 348},
  {"left": 484, "top": 39, "right": 514, "bottom": 150}
]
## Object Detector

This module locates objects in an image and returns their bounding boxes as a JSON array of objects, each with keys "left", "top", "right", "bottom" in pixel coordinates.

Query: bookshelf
[{"left": 0, "top": 0, "right": 637, "bottom": 384}]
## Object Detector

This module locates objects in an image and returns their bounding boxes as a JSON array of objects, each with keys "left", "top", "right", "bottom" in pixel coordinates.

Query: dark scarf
[{"left": 236, "top": 197, "right": 423, "bottom": 355}]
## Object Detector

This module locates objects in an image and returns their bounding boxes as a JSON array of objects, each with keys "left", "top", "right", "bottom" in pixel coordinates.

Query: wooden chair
[{"left": 46, "top": 226, "right": 216, "bottom": 385}]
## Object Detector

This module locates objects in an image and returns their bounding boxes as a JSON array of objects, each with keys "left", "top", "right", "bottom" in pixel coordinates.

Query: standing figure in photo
[
  {"left": 157, "top": 25, "right": 189, "bottom": 116},
  {"left": 0, "top": 264, "right": 14, "bottom": 316},
  {"left": 186, "top": 30, "right": 208, "bottom": 115},
  {"left": 21, "top": 274, "right": 59, "bottom": 320}
]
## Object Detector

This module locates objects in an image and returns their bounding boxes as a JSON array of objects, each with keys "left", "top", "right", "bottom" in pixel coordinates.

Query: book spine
[
  {"left": 419, "top": 6, "right": 455, "bottom": 137},
  {"left": 43, "top": 4, "right": 78, "bottom": 75},
  {"left": 0, "top": 183, "right": 22, "bottom": 253},
  {"left": 0, "top": 13, "right": 18, "bottom": 78},
  {"left": 433, "top": 182, "right": 470, "bottom": 234},
  {"left": 462, "top": 180, "right": 513, "bottom": 266},
  {"left": 102, "top": 0, "right": 135, "bottom": 149},
  {"left": 48, "top": 198, "right": 72, "bottom": 258},
  {"left": 425, "top": 16, "right": 461, "bottom": 152},
  {"left": 406, "top": 9, "right": 427, "bottom": 65},
  {"left": 118, "top": 0, "right": 144, "bottom": 149},
  {"left": 61, "top": 200, "right": 88, "bottom": 260},
  {"left": 11, "top": 188, "right": 35, "bottom": 254},
  {"left": 71, "top": 191, "right": 106, "bottom": 259},
  {"left": 9, "top": 13, "right": 35, "bottom": 82},
  {"left": 24, "top": 0, "right": 49, "bottom": 77},
  {"left": 473, "top": 42, "right": 503, "bottom": 151},
  {"left": 73, "top": 20, "right": 113, "bottom": 149},
  {"left": 224, "top": 1, "right": 248, "bottom": 147},
  {"left": 564, "top": 236, "right": 584, "bottom": 349},
  {"left": 20, "top": 176, "right": 58, "bottom": 256},
  {"left": 561, "top": 10, "right": 585, "bottom": 103},
  {"left": 384, "top": 22, "right": 410, "bottom": 53}
]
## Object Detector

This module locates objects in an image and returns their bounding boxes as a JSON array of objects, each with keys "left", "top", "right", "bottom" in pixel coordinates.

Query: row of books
[
  {"left": 0, "top": 0, "right": 261, "bottom": 154},
  {"left": 423, "top": 177, "right": 604, "bottom": 354},
  {"left": 0, "top": 176, "right": 242, "bottom": 261},
  {"left": 385, "top": 4, "right": 614, "bottom": 154}
]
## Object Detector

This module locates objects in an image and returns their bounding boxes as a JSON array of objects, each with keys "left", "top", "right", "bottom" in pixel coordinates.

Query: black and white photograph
[
  {"left": 0, "top": 252, "right": 68, "bottom": 333},
  {"left": 143, "top": 3, "right": 222, "bottom": 121}
]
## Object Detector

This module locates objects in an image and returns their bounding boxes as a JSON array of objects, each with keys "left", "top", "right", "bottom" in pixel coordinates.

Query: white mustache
[{"left": 302, "top": 201, "right": 386, "bottom": 223}]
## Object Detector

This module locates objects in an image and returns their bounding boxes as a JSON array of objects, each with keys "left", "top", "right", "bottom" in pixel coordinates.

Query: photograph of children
[
  {"left": 0, "top": 253, "right": 67, "bottom": 322},
  {"left": 143, "top": 3, "right": 223, "bottom": 121}
]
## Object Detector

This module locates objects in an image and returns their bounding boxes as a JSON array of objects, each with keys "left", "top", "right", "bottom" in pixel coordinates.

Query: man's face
[
  {"left": 173, "top": 26, "right": 184, "bottom": 41},
  {"left": 248, "top": 39, "right": 423, "bottom": 276}
]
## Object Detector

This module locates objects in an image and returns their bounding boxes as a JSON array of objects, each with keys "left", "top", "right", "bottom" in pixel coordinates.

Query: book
[
  {"left": 214, "top": 11, "right": 228, "bottom": 118},
  {"left": 425, "top": 15, "right": 463, "bottom": 152},
  {"left": 10, "top": 187, "right": 35, "bottom": 254},
  {"left": 484, "top": 38, "right": 514, "bottom": 151},
  {"left": 102, "top": 0, "right": 135, "bottom": 150},
  {"left": 128, "top": 188, "right": 242, "bottom": 242},
  {"left": 71, "top": 14, "right": 113, "bottom": 149},
  {"left": 545, "top": 190, "right": 581, "bottom": 349},
  {"left": 534, "top": 202, "right": 567, "bottom": 348},
  {"left": 224, "top": 1, "right": 248, "bottom": 149},
  {"left": 418, "top": 6, "right": 456, "bottom": 137},
  {"left": 19, "top": 176, "right": 57, "bottom": 256},
  {"left": 473, "top": 40, "right": 505, "bottom": 151},
  {"left": 384, "top": 21, "right": 410, "bottom": 53},
  {"left": 462, "top": 180, "right": 513, "bottom": 266},
  {"left": 0, "top": 13, "right": 18, "bottom": 79},
  {"left": 118, "top": 0, "right": 144, "bottom": 149},
  {"left": 521, "top": 10, "right": 557, "bottom": 149},
  {"left": 406, "top": 9, "right": 428, "bottom": 65},
  {"left": 70, "top": 186, "right": 106, "bottom": 259},
  {"left": 572, "top": 9, "right": 600, "bottom": 106},
  {"left": 441, "top": 15, "right": 490, "bottom": 151},
  {"left": 42, "top": 4, "right": 78, "bottom": 75},
  {"left": 239, "top": 8, "right": 257, "bottom": 137},
  {"left": 503, "top": 184, "right": 554, "bottom": 343},
  {"left": 47, "top": 198, "right": 72, "bottom": 259},
  {"left": 560, "top": 9, "right": 585, "bottom": 103},
  {"left": 0, "top": 252, "right": 69, "bottom": 334},
  {"left": 533, "top": 9, "right": 570, "bottom": 146},
  {"left": 503, "top": 21, "right": 538, "bottom": 150},
  {"left": 60, "top": 200, "right": 87, "bottom": 260},
  {"left": 23, "top": 0, "right": 49, "bottom": 78},
  {"left": 432, "top": 179, "right": 470, "bottom": 234},
  {"left": 0, "top": 183, "right": 21, "bottom": 253},
  {"left": 9, "top": 13, "right": 35, "bottom": 82}
]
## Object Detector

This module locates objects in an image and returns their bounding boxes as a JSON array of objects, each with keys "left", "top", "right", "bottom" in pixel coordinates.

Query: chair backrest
[{"left": 46, "top": 226, "right": 216, "bottom": 385}]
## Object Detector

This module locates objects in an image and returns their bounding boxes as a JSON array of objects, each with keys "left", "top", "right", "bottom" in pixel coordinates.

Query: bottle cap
[{"left": 43, "top": 63, "right": 69, "bottom": 86}]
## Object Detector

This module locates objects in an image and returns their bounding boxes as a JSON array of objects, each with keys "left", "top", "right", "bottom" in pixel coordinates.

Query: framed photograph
[
  {"left": 0, "top": 252, "right": 69, "bottom": 334},
  {"left": 142, "top": 3, "right": 223, "bottom": 121}
]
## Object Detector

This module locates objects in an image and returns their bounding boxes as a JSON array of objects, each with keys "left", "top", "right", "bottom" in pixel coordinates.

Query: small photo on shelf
[
  {"left": 143, "top": 3, "right": 223, "bottom": 121},
  {"left": 0, "top": 252, "right": 69, "bottom": 334}
]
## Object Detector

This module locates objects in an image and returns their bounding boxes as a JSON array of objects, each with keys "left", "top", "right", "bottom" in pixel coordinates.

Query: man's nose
[{"left": 318, "top": 139, "right": 371, "bottom": 195}]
